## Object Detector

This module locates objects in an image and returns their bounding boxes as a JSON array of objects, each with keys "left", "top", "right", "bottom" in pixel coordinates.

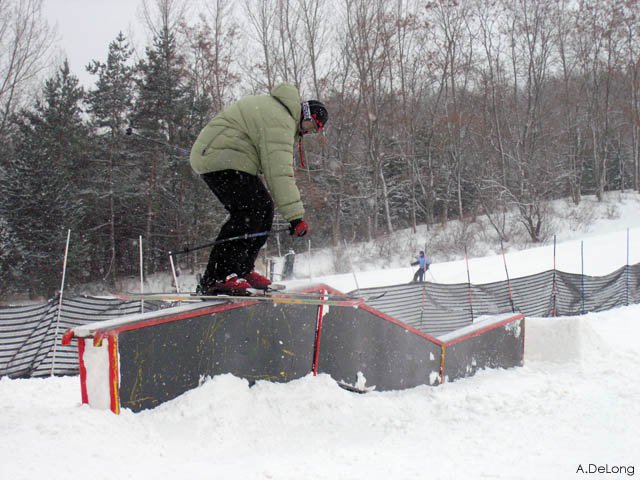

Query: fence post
[
  {"left": 51, "top": 228, "right": 71, "bottom": 376},
  {"left": 627, "top": 228, "right": 630, "bottom": 306},
  {"left": 580, "top": 240, "right": 585, "bottom": 315},
  {"left": 464, "top": 246, "right": 474, "bottom": 322},
  {"left": 344, "top": 239, "right": 360, "bottom": 293},
  {"left": 501, "top": 240, "right": 515, "bottom": 313},
  {"left": 139, "top": 235, "right": 145, "bottom": 312},
  {"left": 551, "top": 235, "right": 557, "bottom": 317},
  {"left": 419, "top": 282, "right": 428, "bottom": 330},
  {"left": 169, "top": 253, "right": 180, "bottom": 295}
]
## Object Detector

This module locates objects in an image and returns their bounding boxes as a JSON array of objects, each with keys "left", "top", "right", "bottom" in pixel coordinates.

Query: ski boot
[
  {"left": 199, "top": 274, "right": 252, "bottom": 296},
  {"left": 244, "top": 271, "right": 272, "bottom": 290}
]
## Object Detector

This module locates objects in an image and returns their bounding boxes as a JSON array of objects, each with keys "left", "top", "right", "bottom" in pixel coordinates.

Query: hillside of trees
[{"left": 1, "top": 0, "right": 640, "bottom": 298}]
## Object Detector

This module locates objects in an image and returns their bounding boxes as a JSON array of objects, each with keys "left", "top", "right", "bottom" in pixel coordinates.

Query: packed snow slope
[
  {"left": 1, "top": 191, "right": 639, "bottom": 479},
  {"left": 288, "top": 192, "right": 640, "bottom": 292}
]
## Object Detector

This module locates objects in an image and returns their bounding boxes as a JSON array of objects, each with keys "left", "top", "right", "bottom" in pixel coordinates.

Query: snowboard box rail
[{"left": 62, "top": 284, "right": 525, "bottom": 413}]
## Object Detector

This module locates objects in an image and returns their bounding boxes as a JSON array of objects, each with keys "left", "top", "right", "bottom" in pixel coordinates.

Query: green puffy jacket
[{"left": 190, "top": 83, "right": 304, "bottom": 222}]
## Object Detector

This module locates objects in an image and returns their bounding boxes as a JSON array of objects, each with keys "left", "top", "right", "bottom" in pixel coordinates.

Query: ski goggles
[{"left": 301, "top": 101, "right": 324, "bottom": 134}]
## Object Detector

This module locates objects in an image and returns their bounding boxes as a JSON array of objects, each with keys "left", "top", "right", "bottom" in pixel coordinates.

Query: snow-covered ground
[
  {"left": 1, "top": 192, "right": 640, "bottom": 479},
  {"left": 287, "top": 192, "right": 640, "bottom": 292},
  {"left": 0, "top": 308, "right": 638, "bottom": 480}
]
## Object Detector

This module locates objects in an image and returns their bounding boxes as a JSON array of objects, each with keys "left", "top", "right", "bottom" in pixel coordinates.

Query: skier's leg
[
  {"left": 235, "top": 175, "right": 273, "bottom": 276},
  {"left": 200, "top": 170, "right": 274, "bottom": 284},
  {"left": 199, "top": 170, "right": 265, "bottom": 288}
]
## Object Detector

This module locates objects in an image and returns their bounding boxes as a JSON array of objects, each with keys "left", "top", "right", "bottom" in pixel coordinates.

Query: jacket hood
[{"left": 271, "top": 83, "right": 301, "bottom": 121}]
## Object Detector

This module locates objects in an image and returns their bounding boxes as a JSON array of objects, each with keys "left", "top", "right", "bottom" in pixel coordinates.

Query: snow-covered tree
[
  {"left": 1, "top": 61, "right": 89, "bottom": 297},
  {"left": 85, "top": 32, "right": 136, "bottom": 284}
]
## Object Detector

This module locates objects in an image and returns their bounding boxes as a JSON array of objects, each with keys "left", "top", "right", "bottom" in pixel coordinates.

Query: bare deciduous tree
[
  {"left": 0, "top": 0, "right": 54, "bottom": 135},
  {"left": 243, "top": 0, "right": 279, "bottom": 91},
  {"left": 185, "top": 0, "right": 239, "bottom": 114}
]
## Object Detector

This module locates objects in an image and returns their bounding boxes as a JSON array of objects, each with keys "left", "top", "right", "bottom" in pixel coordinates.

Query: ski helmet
[{"left": 301, "top": 100, "right": 328, "bottom": 133}]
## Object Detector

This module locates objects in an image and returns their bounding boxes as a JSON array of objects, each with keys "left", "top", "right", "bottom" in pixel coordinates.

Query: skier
[
  {"left": 411, "top": 251, "right": 431, "bottom": 283},
  {"left": 190, "top": 83, "right": 328, "bottom": 295}
]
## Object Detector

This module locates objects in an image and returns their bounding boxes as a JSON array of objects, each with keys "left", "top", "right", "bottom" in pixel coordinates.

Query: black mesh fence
[
  {"left": 0, "top": 296, "right": 164, "bottom": 378},
  {"left": 360, "top": 263, "right": 640, "bottom": 337},
  {"left": 1, "top": 263, "right": 639, "bottom": 378}
]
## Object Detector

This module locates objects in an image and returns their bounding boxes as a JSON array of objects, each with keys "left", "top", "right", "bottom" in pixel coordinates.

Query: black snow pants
[{"left": 200, "top": 170, "right": 274, "bottom": 289}]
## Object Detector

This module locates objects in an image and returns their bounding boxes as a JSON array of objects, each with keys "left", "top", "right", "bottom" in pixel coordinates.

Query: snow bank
[{"left": 525, "top": 316, "right": 608, "bottom": 364}]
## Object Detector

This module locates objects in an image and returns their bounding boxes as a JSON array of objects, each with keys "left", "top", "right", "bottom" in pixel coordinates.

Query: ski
[
  {"left": 115, "top": 291, "right": 367, "bottom": 307},
  {"left": 125, "top": 289, "right": 385, "bottom": 302},
  {"left": 336, "top": 381, "right": 375, "bottom": 394}
]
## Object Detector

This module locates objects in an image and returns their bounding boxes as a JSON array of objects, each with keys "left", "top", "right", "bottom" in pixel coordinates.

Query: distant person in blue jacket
[{"left": 411, "top": 251, "right": 431, "bottom": 282}]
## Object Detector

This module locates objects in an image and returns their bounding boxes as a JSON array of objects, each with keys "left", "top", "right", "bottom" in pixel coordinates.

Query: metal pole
[
  {"left": 626, "top": 228, "right": 630, "bottom": 306},
  {"left": 419, "top": 279, "right": 428, "bottom": 330},
  {"left": 501, "top": 240, "right": 516, "bottom": 313},
  {"left": 51, "top": 229, "right": 71, "bottom": 376},
  {"left": 169, "top": 253, "right": 180, "bottom": 294},
  {"left": 464, "top": 246, "right": 474, "bottom": 322},
  {"left": 551, "top": 235, "right": 557, "bottom": 317},
  {"left": 580, "top": 240, "right": 585, "bottom": 315},
  {"left": 139, "top": 235, "right": 144, "bottom": 312},
  {"left": 344, "top": 239, "right": 360, "bottom": 293}
]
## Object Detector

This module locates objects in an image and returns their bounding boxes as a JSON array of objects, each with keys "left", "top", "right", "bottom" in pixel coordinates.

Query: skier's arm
[{"left": 258, "top": 126, "right": 304, "bottom": 221}]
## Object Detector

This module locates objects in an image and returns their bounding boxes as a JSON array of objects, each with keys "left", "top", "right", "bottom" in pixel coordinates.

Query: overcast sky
[{"left": 43, "top": 0, "right": 143, "bottom": 87}]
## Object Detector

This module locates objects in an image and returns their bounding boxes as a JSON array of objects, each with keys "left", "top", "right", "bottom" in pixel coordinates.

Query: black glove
[{"left": 289, "top": 218, "right": 308, "bottom": 237}]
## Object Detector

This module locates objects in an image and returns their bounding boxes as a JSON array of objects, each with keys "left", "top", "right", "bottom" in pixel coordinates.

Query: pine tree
[
  {"left": 85, "top": 32, "right": 135, "bottom": 285},
  {"left": 132, "top": 24, "right": 194, "bottom": 274},
  {"left": 0, "top": 209, "right": 27, "bottom": 296},
  {"left": 1, "top": 61, "right": 89, "bottom": 297}
]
